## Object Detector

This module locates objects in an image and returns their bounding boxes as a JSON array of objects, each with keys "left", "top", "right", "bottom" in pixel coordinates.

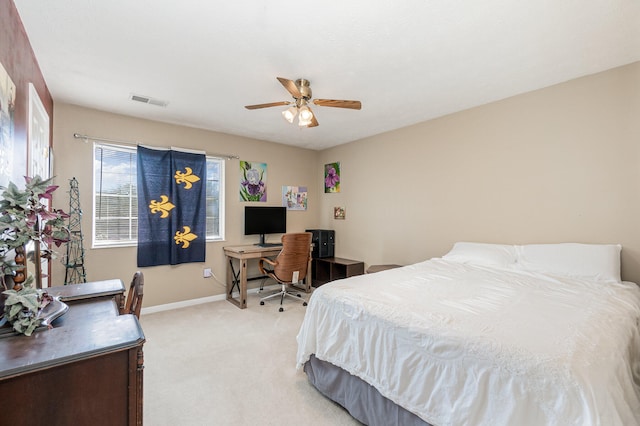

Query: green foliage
[
  {"left": 2, "top": 284, "right": 43, "bottom": 336},
  {"left": 0, "top": 175, "right": 70, "bottom": 335},
  {"left": 0, "top": 175, "right": 70, "bottom": 261}
]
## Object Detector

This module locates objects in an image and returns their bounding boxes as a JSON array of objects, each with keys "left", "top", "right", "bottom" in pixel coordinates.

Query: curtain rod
[{"left": 73, "top": 133, "right": 239, "bottom": 160}]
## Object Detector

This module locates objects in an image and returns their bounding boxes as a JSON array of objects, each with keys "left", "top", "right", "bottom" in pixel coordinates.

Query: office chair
[
  {"left": 258, "top": 232, "right": 312, "bottom": 312},
  {"left": 121, "top": 271, "right": 144, "bottom": 318}
]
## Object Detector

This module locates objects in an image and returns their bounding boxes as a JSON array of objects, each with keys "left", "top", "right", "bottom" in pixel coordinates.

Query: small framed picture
[{"left": 334, "top": 206, "right": 346, "bottom": 220}]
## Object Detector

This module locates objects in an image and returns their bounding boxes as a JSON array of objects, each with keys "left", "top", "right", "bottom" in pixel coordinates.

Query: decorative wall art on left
[
  {"left": 27, "top": 83, "right": 51, "bottom": 180},
  {"left": 0, "top": 61, "right": 16, "bottom": 189}
]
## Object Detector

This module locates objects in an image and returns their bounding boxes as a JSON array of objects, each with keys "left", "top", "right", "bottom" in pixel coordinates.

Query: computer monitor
[{"left": 244, "top": 206, "right": 287, "bottom": 246}]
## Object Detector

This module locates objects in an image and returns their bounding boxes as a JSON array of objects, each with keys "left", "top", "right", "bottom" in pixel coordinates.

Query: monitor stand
[{"left": 255, "top": 234, "right": 280, "bottom": 248}]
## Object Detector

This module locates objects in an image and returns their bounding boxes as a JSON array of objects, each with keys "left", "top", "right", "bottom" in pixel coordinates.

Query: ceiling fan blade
[
  {"left": 313, "top": 99, "right": 362, "bottom": 110},
  {"left": 277, "top": 77, "right": 302, "bottom": 98},
  {"left": 244, "top": 101, "right": 291, "bottom": 110}
]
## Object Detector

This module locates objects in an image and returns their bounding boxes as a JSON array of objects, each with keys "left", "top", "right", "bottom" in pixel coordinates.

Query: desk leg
[
  {"left": 228, "top": 259, "right": 241, "bottom": 295},
  {"left": 225, "top": 256, "right": 248, "bottom": 309},
  {"left": 304, "top": 256, "right": 312, "bottom": 292},
  {"left": 226, "top": 256, "right": 233, "bottom": 301},
  {"left": 239, "top": 259, "right": 248, "bottom": 309}
]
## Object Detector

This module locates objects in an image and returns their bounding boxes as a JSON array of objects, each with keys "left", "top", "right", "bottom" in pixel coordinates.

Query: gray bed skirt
[{"left": 303, "top": 355, "right": 431, "bottom": 426}]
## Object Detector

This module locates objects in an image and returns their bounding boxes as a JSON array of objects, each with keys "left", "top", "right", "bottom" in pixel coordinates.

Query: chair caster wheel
[
  {"left": 297, "top": 294, "right": 301, "bottom": 297},
  {"left": 260, "top": 301, "right": 264, "bottom": 305},
  {"left": 279, "top": 307, "right": 284, "bottom": 312},
  {"left": 303, "top": 302, "right": 308, "bottom": 306}
]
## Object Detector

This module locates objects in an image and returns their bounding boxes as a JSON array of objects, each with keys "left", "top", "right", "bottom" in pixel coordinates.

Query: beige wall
[
  {"left": 317, "top": 62, "right": 640, "bottom": 283},
  {"left": 50, "top": 61, "right": 640, "bottom": 308},
  {"left": 51, "top": 103, "right": 319, "bottom": 307}
]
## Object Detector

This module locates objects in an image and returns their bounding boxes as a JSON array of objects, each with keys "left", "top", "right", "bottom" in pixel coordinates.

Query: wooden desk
[
  {"left": 48, "top": 279, "right": 126, "bottom": 311},
  {"left": 223, "top": 244, "right": 312, "bottom": 309},
  {"left": 0, "top": 298, "right": 145, "bottom": 425}
]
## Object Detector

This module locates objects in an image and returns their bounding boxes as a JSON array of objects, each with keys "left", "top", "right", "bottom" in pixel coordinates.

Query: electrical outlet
[{"left": 203, "top": 268, "right": 213, "bottom": 278}]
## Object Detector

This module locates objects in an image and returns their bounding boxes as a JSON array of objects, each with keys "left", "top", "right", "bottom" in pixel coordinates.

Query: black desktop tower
[{"left": 306, "top": 229, "right": 335, "bottom": 258}]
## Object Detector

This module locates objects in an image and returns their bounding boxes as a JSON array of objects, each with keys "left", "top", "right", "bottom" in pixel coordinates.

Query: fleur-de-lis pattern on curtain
[{"left": 137, "top": 146, "right": 206, "bottom": 267}]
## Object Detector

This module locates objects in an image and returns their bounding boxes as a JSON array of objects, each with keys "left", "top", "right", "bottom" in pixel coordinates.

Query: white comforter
[{"left": 296, "top": 259, "right": 640, "bottom": 426}]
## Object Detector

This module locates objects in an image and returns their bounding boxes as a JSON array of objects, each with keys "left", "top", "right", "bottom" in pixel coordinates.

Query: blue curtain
[{"left": 137, "top": 146, "right": 206, "bottom": 267}]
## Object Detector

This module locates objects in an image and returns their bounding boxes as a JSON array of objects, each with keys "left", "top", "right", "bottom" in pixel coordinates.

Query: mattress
[{"left": 296, "top": 259, "right": 640, "bottom": 425}]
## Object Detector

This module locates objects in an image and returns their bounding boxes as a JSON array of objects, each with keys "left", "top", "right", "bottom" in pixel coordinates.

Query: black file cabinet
[{"left": 306, "top": 229, "right": 335, "bottom": 259}]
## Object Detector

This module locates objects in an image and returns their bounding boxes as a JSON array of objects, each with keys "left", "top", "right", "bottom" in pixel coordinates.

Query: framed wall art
[
  {"left": 324, "top": 162, "right": 340, "bottom": 193},
  {"left": 28, "top": 83, "right": 51, "bottom": 180},
  {"left": 0, "top": 61, "right": 16, "bottom": 188},
  {"left": 282, "top": 186, "right": 308, "bottom": 210},
  {"left": 240, "top": 160, "right": 267, "bottom": 202}
]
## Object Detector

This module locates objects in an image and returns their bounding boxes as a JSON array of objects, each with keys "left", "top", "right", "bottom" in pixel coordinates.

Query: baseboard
[{"left": 140, "top": 284, "right": 280, "bottom": 315}]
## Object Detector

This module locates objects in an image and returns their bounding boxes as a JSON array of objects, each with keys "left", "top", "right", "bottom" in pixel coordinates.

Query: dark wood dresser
[
  {"left": 0, "top": 297, "right": 145, "bottom": 425},
  {"left": 49, "top": 278, "right": 127, "bottom": 310}
]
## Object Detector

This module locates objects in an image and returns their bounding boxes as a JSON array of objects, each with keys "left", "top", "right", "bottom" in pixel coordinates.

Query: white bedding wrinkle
[{"left": 296, "top": 260, "right": 640, "bottom": 426}]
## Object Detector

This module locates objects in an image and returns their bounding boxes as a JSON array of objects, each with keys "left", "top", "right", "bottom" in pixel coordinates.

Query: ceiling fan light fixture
[
  {"left": 298, "top": 116, "right": 313, "bottom": 126},
  {"left": 299, "top": 105, "right": 313, "bottom": 121},
  {"left": 245, "top": 77, "right": 362, "bottom": 129},
  {"left": 282, "top": 106, "right": 297, "bottom": 123},
  {"left": 298, "top": 105, "right": 313, "bottom": 126}
]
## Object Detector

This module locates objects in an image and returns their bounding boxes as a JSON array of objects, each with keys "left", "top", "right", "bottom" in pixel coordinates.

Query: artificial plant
[{"left": 0, "top": 175, "right": 70, "bottom": 335}]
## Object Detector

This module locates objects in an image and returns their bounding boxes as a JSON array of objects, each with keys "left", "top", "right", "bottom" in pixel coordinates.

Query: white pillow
[
  {"left": 516, "top": 243, "right": 622, "bottom": 283},
  {"left": 442, "top": 242, "right": 517, "bottom": 269}
]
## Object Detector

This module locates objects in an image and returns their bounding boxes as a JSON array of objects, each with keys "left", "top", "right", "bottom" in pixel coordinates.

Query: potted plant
[{"left": 0, "top": 175, "right": 70, "bottom": 335}]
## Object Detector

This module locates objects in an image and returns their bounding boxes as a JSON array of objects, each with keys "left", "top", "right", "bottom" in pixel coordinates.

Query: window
[
  {"left": 93, "top": 144, "right": 137, "bottom": 246},
  {"left": 93, "top": 143, "right": 225, "bottom": 247}
]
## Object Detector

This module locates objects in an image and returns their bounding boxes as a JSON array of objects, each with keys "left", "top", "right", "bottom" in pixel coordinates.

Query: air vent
[{"left": 129, "top": 94, "right": 168, "bottom": 107}]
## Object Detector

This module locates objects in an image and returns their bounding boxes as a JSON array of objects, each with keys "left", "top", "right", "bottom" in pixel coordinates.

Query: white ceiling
[{"left": 13, "top": 1, "right": 640, "bottom": 150}]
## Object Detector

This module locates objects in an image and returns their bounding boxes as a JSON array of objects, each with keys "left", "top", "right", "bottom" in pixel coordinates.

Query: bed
[{"left": 296, "top": 242, "right": 640, "bottom": 426}]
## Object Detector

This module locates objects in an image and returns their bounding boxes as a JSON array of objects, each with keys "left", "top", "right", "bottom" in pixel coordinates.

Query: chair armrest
[{"left": 258, "top": 257, "right": 278, "bottom": 274}]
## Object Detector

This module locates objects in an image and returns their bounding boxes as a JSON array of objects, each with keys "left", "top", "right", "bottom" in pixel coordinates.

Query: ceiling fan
[{"left": 244, "top": 77, "right": 362, "bottom": 128}]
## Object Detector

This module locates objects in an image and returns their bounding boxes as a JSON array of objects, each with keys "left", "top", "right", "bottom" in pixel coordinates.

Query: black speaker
[{"left": 306, "top": 229, "right": 335, "bottom": 258}]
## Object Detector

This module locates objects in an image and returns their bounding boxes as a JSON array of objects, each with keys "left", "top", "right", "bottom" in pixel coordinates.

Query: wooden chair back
[
  {"left": 270, "top": 233, "right": 312, "bottom": 283},
  {"left": 123, "top": 271, "right": 144, "bottom": 318}
]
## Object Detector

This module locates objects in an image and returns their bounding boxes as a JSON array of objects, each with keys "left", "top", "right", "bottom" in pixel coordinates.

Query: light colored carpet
[{"left": 140, "top": 291, "right": 362, "bottom": 426}]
